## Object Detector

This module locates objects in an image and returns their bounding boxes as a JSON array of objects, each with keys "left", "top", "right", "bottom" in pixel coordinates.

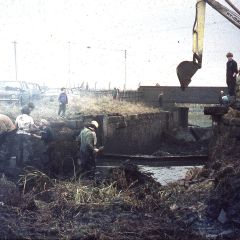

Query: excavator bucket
[{"left": 176, "top": 61, "right": 199, "bottom": 90}]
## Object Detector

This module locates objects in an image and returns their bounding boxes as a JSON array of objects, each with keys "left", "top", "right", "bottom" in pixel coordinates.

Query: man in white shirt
[{"left": 15, "top": 107, "right": 35, "bottom": 166}]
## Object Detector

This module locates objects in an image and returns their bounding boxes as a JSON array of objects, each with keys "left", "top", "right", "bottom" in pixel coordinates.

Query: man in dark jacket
[
  {"left": 76, "top": 121, "right": 100, "bottom": 179},
  {"left": 58, "top": 87, "right": 68, "bottom": 117},
  {"left": 33, "top": 119, "right": 54, "bottom": 144},
  {"left": 32, "top": 119, "right": 54, "bottom": 166},
  {"left": 226, "top": 52, "right": 238, "bottom": 96}
]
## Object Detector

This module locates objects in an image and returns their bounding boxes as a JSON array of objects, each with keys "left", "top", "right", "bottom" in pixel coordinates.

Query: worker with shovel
[{"left": 76, "top": 120, "right": 103, "bottom": 179}]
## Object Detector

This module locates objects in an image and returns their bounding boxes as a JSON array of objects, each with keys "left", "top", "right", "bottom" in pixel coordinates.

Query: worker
[
  {"left": 21, "top": 102, "right": 35, "bottom": 116},
  {"left": 219, "top": 90, "right": 229, "bottom": 106},
  {"left": 58, "top": 87, "right": 68, "bottom": 117},
  {"left": 226, "top": 52, "right": 238, "bottom": 97},
  {"left": 32, "top": 119, "right": 54, "bottom": 144},
  {"left": 32, "top": 119, "right": 54, "bottom": 165},
  {"left": 86, "top": 82, "right": 89, "bottom": 91},
  {"left": 76, "top": 120, "right": 101, "bottom": 179},
  {"left": 158, "top": 93, "right": 163, "bottom": 107},
  {"left": 15, "top": 107, "right": 36, "bottom": 166},
  {"left": 112, "top": 88, "right": 117, "bottom": 100},
  {"left": 236, "top": 68, "right": 240, "bottom": 98},
  {"left": 116, "top": 88, "right": 120, "bottom": 101},
  {"left": 0, "top": 114, "right": 16, "bottom": 167}
]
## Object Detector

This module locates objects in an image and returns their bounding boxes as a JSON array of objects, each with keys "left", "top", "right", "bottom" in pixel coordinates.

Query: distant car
[
  {"left": 42, "top": 88, "right": 60, "bottom": 101},
  {"left": 0, "top": 81, "right": 30, "bottom": 105},
  {"left": 27, "top": 82, "right": 43, "bottom": 100}
]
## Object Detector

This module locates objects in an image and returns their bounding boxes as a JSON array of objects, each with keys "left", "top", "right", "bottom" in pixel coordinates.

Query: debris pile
[{"left": 206, "top": 108, "right": 240, "bottom": 229}]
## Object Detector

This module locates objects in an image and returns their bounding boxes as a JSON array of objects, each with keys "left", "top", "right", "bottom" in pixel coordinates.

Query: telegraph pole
[
  {"left": 124, "top": 49, "right": 127, "bottom": 93},
  {"left": 68, "top": 41, "right": 71, "bottom": 88},
  {"left": 13, "top": 41, "right": 18, "bottom": 81}
]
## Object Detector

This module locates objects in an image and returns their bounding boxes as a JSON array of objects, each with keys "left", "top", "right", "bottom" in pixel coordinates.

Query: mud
[
  {"left": 0, "top": 164, "right": 206, "bottom": 240},
  {"left": 153, "top": 127, "right": 210, "bottom": 156}
]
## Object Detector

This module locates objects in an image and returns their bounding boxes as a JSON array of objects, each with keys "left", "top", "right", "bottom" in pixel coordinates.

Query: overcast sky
[{"left": 0, "top": 0, "right": 240, "bottom": 89}]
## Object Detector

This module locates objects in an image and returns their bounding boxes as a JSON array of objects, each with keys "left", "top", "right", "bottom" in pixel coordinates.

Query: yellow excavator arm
[{"left": 177, "top": 0, "right": 240, "bottom": 90}]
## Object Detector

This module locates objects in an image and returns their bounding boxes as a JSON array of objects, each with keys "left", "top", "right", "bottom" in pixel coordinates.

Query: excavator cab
[{"left": 177, "top": 0, "right": 240, "bottom": 90}]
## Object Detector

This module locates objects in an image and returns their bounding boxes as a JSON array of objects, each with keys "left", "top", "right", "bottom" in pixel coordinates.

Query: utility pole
[
  {"left": 68, "top": 41, "right": 71, "bottom": 88},
  {"left": 13, "top": 41, "right": 18, "bottom": 81},
  {"left": 124, "top": 50, "right": 127, "bottom": 91}
]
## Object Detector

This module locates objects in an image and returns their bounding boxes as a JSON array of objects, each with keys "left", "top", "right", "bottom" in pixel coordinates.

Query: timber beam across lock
[{"left": 97, "top": 154, "right": 208, "bottom": 167}]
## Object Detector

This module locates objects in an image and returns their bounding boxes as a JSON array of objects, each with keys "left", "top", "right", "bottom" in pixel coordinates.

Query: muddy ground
[
  {"left": 0, "top": 164, "right": 205, "bottom": 240},
  {"left": 1, "top": 110, "right": 240, "bottom": 239}
]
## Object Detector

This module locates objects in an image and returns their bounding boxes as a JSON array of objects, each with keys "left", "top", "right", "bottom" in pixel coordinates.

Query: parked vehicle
[
  {"left": 0, "top": 81, "right": 30, "bottom": 105},
  {"left": 42, "top": 88, "right": 60, "bottom": 101},
  {"left": 27, "top": 82, "right": 43, "bottom": 100}
]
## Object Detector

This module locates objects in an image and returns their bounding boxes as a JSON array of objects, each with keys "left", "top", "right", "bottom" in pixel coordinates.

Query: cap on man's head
[
  {"left": 90, "top": 120, "right": 99, "bottom": 129},
  {"left": 226, "top": 52, "right": 233, "bottom": 58},
  {"left": 40, "top": 119, "right": 49, "bottom": 126}
]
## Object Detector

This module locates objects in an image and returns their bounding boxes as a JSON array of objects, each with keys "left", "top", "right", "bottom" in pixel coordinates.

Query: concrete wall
[
  {"left": 48, "top": 110, "right": 180, "bottom": 156},
  {"left": 138, "top": 86, "right": 228, "bottom": 107},
  {"left": 102, "top": 111, "right": 179, "bottom": 154}
]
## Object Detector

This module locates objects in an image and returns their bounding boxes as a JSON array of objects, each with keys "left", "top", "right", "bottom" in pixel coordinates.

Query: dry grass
[{"left": 1, "top": 95, "right": 159, "bottom": 121}]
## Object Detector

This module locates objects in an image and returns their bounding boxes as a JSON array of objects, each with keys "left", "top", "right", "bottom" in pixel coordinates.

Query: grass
[{"left": 0, "top": 95, "right": 159, "bottom": 121}]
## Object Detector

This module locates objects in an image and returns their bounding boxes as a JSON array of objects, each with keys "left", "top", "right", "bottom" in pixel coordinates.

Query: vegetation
[{"left": 0, "top": 96, "right": 159, "bottom": 121}]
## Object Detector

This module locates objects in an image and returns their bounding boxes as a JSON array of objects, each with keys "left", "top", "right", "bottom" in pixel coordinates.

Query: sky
[{"left": 0, "top": 0, "right": 240, "bottom": 89}]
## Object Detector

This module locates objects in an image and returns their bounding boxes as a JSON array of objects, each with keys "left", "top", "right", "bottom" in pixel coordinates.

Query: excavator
[{"left": 177, "top": 0, "right": 240, "bottom": 90}]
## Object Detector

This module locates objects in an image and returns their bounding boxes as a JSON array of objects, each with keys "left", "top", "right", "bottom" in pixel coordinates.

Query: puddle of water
[{"left": 140, "top": 165, "right": 203, "bottom": 185}]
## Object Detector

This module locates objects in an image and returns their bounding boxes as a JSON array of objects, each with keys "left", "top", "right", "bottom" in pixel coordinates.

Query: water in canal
[
  {"left": 140, "top": 165, "right": 202, "bottom": 185},
  {"left": 97, "top": 165, "right": 203, "bottom": 185}
]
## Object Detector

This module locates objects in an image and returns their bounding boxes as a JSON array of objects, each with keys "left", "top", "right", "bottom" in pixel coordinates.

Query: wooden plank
[
  {"left": 204, "top": 106, "right": 228, "bottom": 115},
  {"left": 97, "top": 154, "right": 208, "bottom": 167}
]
